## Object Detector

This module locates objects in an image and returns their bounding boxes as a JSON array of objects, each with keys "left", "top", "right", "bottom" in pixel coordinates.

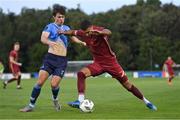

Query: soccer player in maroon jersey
[
  {"left": 163, "top": 56, "right": 177, "bottom": 85},
  {"left": 3, "top": 42, "right": 22, "bottom": 89},
  {"left": 59, "top": 20, "right": 157, "bottom": 111}
]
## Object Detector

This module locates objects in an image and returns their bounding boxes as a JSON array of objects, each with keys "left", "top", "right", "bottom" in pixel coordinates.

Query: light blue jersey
[{"left": 43, "top": 23, "right": 70, "bottom": 48}]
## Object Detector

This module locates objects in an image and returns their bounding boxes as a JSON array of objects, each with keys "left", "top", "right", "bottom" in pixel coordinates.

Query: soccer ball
[{"left": 79, "top": 99, "right": 94, "bottom": 113}]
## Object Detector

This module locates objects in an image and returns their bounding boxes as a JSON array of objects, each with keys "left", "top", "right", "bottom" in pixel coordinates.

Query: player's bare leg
[{"left": 51, "top": 76, "right": 61, "bottom": 111}]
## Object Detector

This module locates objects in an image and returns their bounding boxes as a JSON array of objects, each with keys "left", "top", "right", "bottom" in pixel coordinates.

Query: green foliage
[
  {"left": 27, "top": 43, "right": 48, "bottom": 72},
  {"left": 0, "top": 2, "right": 180, "bottom": 72}
]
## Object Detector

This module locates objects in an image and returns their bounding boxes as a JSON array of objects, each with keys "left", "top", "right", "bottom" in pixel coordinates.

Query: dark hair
[
  {"left": 80, "top": 20, "right": 92, "bottom": 30},
  {"left": 14, "top": 41, "right": 20, "bottom": 45},
  {"left": 52, "top": 4, "right": 66, "bottom": 16}
]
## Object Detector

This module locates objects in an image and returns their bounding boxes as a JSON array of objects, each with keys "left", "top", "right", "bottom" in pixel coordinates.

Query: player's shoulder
[
  {"left": 62, "top": 25, "right": 71, "bottom": 31},
  {"left": 43, "top": 23, "right": 56, "bottom": 33},
  {"left": 92, "top": 25, "right": 104, "bottom": 31},
  {"left": 10, "top": 50, "right": 16, "bottom": 56},
  {"left": 10, "top": 50, "right": 15, "bottom": 54},
  {"left": 45, "top": 23, "right": 54, "bottom": 28}
]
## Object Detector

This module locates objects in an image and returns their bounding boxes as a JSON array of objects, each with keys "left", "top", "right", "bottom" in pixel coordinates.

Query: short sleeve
[
  {"left": 10, "top": 51, "right": 16, "bottom": 58},
  {"left": 63, "top": 25, "right": 71, "bottom": 31},
  {"left": 92, "top": 26, "right": 104, "bottom": 31},
  {"left": 43, "top": 24, "right": 52, "bottom": 33},
  {"left": 74, "top": 30, "right": 85, "bottom": 37}
]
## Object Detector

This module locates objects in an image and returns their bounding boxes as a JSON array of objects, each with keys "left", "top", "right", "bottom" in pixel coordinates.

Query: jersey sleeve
[
  {"left": 10, "top": 51, "right": 16, "bottom": 58},
  {"left": 92, "top": 26, "right": 104, "bottom": 31},
  {"left": 73, "top": 30, "right": 85, "bottom": 37},
  {"left": 43, "top": 24, "right": 53, "bottom": 33},
  {"left": 64, "top": 25, "right": 71, "bottom": 31}
]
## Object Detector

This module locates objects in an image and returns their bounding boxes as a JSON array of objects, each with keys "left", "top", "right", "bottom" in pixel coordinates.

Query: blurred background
[{"left": 0, "top": 0, "right": 180, "bottom": 77}]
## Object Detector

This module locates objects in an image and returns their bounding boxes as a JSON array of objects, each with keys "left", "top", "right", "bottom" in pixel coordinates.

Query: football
[{"left": 79, "top": 99, "right": 94, "bottom": 113}]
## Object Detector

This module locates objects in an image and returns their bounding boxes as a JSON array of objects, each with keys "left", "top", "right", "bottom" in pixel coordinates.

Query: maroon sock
[
  {"left": 169, "top": 76, "right": 174, "bottom": 82},
  {"left": 168, "top": 78, "right": 171, "bottom": 82},
  {"left": 128, "top": 85, "right": 143, "bottom": 100},
  {"left": 7, "top": 78, "right": 17, "bottom": 83},
  {"left": 77, "top": 72, "right": 86, "bottom": 93},
  {"left": 17, "top": 75, "right": 21, "bottom": 85}
]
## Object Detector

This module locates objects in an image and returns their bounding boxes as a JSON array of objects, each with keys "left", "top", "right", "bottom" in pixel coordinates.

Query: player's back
[{"left": 79, "top": 26, "right": 116, "bottom": 62}]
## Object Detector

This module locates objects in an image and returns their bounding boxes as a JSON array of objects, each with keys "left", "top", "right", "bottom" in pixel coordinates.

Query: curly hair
[
  {"left": 52, "top": 4, "right": 66, "bottom": 16},
  {"left": 80, "top": 20, "right": 92, "bottom": 30}
]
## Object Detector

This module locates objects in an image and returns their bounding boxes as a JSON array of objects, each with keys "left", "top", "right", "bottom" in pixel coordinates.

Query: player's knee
[
  {"left": 77, "top": 71, "right": 86, "bottom": 79},
  {"left": 37, "top": 80, "right": 45, "bottom": 86},
  {"left": 117, "top": 75, "right": 128, "bottom": 84},
  {"left": 51, "top": 82, "right": 59, "bottom": 88},
  {"left": 14, "top": 75, "right": 19, "bottom": 79},
  {"left": 123, "top": 81, "right": 132, "bottom": 91}
]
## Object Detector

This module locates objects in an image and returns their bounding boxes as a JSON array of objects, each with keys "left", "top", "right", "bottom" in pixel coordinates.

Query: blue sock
[
  {"left": 30, "top": 84, "right": 41, "bottom": 105},
  {"left": 52, "top": 86, "right": 59, "bottom": 100}
]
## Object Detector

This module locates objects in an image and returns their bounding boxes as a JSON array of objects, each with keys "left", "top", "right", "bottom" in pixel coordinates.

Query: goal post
[{"left": 65, "top": 60, "right": 93, "bottom": 77}]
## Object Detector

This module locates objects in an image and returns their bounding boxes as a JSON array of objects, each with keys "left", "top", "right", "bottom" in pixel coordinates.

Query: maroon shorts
[
  {"left": 87, "top": 60, "right": 128, "bottom": 83},
  {"left": 167, "top": 66, "right": 174, "bottom": 76},
  {"left": 10, "top": 64, "right": 20, "bottom": 75}
]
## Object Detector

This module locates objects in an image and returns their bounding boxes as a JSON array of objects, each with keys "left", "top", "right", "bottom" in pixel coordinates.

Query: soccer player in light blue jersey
[{"left": 20, "top": 4, "right": 86, "bottom": 112}]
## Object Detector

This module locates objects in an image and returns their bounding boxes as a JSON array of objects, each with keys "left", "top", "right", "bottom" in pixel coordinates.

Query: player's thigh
[
  {"left": 85, "top": 62, "right": 104, "bottom": 77},
  {"left": 37, "top": 70, "right": 49, "bottom": 86},
  {"left": 80, "top": 67, "right": 92, "bottom": 77},
  {"left": 11, "top": 67, "right": 20, "bottom": 79},
  {"left": 50, "top": 75, "right": 62, "bottom": 87},
  {"left": 107, "top": 64, "right": 128, "bottom": 83}
]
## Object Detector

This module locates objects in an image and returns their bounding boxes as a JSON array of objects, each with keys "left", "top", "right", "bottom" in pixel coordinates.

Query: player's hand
[
  {"left": 18, "top": 63, "right": 22, "bottom": 66},
  {"left": 58, "top": 30, "right": 65, "bottom": 34},
  {"left": 81, "top": 42, "right": 86, "bottom": 46}
]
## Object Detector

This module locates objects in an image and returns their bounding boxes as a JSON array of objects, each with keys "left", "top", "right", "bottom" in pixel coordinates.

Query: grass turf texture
[{"left": 0, "top": 77, "right": 180, "bottom": 119}]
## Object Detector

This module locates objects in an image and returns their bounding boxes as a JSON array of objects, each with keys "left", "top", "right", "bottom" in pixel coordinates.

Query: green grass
[{"left": 0, "top": 77, "right": 180, "bottom": 119}]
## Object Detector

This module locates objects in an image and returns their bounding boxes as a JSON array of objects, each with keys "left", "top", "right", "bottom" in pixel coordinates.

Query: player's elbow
[
  {"left": 103, "top": 29, "right": 112, "bottom": 36},
  {"left": 108, "top": 30, "right": 112, "bottom": 35},
  {"left": 41, "top": 36, "right": 48, "bottom": 44}
]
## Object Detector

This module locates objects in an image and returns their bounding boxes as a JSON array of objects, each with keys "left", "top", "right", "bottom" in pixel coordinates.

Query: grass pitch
[{"left": 0, "top": 77, "right": 180, "bottom": 119}]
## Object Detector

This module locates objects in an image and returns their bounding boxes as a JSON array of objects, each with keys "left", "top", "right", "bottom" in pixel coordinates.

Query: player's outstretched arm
[
  {"left": 58, "top": 30, "right": 75, "bottom": 36},
  {"left": 71, "top": 36, "right": 86, "bottom": 46},
  {"left": 86, "top": 28, "right": 112, "bottom": 36},
  {"left": 173, "top": 64, "right": 180, "bottom": 67}
]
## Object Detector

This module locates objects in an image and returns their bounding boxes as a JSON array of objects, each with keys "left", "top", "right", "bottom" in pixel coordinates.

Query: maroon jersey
[
  {"left": 9, "top": 50, "right": 20, "bottom": 74},
  {"left": 165, "top": 59, "right": 175, "bottom": 76},
  {"left": 74, "top": 26, "right": 128, "bottom": 83},
  {"left": 74, "top": 26, "right": 116, "bottom": 63},
  {"left": 165, "top": 59, "right": 174, "bottom": 67}
]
